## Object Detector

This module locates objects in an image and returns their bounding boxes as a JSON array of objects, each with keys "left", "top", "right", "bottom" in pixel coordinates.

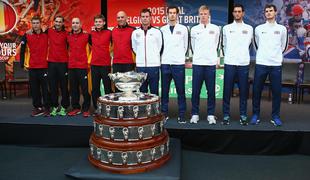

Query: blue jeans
[
  {"left": 136, "top": 67, "right": 159, "bottom": 95},
  {"left": 252, "top": 64, "right": 282, "bottom": 119},
  {"left": 161, "top": 64, "right": 186, "bottom": 117},
  {"left": 191, "top": 65, "right": 216, "bottom": 115},
  {"left": 223, "top": 64, "right": 249, "bottom": 117}
]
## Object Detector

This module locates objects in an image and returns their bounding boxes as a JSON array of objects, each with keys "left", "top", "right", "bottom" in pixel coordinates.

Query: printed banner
[
  {"left": 160, "top": 68, "right": 224, "bottom": 98},
  {"left": 107, "top": 0, "right": 228, "bottom": 28},
  {"left": 102, "top": 69, "right": 224, "bottom": 99},
  {"left": 235, "top": 0, "right": 310, "bottom": 62},
  {"left": 0, "top": 0, "right": 101, "bottom": 63}
]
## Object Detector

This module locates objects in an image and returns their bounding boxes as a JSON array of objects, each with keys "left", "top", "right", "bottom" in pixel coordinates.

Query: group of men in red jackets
[{"left": 20, "top": 12, "right": 135, "bottom": 117}]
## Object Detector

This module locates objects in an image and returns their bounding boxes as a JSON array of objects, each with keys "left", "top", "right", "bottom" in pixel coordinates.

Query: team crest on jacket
[
  {"left": 176, "top": 31, "right": 182, "bottom": 35},
  {"left": 209, "top": 31, "right": 215, "bottom": 34},
  {"left": 274, "top": 31, "right": 280, "bottom": 35},
  {"left": 242, "top": 30, "right": 248, "bottom": 34}
]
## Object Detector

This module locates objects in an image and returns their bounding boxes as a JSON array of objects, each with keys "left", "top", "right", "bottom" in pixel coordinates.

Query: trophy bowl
[{"left": 108, "top": 71, "right": 147, "bottom": 101}]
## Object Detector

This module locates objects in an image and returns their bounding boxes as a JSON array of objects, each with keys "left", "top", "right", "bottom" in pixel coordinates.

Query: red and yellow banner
[{"left": 107, "top": 0, "right": 166, "bottom": 28}]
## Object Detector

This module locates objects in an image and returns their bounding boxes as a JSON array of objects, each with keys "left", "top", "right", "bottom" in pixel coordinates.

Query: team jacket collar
[
  {"left": 117, "top": 23, "right": 129, "bottom": 29},
  {"left": 265, "top": 21, "right": 278, "bottom": 26},
  {"left": 140, "top": 25, "right": 153, "bottom": 30},
  {"left": 31, "top": 29, "right": 44, "bottom": 34},
  {"left": 52, "top": 26, "right": 65, "bottom": 31},
  {"left": 232, "top": 20, "right": 244, "bottom": 25}
]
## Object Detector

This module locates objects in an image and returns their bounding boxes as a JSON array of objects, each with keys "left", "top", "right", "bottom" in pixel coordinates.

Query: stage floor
[
  {"left": 1, "top": 97, "right": 310, "bottom": 132},
  {"left": 1, "top": 97, "right": 310, "bottom": 155},
  {"left": 0, "top": 145, "right": 310, "bottom": 180},
  {"left": 1, "top": 96, "right": 310, "bottom": 179}
]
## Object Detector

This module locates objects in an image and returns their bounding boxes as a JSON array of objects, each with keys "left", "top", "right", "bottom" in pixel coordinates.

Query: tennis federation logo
[{"left": 0, "top": 0, "right": 18, "bottom": 35}]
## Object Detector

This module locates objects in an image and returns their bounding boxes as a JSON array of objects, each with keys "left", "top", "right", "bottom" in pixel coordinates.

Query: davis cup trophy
[
  {"left": 88, "top": 71, "right": 171, "bottom": 174},
  {"left": 108, "top": 71, "right": 147, "bottom": 101}
]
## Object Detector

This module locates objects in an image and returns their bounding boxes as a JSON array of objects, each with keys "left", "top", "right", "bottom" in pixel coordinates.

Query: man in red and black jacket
[
  {"left": 111, "top": 11, "right": 135, "bottom": 91},
  {"left": 20, "top": 16, "right": 49, "bottom": 117},
  {"left": 90, "top": 14, "right": 112, "bottom": 115},
  {"left": 47, "top": 15, "right": 70, "bottom": 117},
  {"left": 67, "top": 17, "right": 91, "bottom": 117}
]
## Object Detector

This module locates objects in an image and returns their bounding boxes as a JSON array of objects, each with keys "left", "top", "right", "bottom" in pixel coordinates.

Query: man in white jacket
[
  {"left": 131, "top": 8, "right": 163, "bottom": 95},
  {"left": 190, "top": 5, "right": 220, "bottom": 124},
  {"left": 160, "top": 6, "right": 188, "bottom": 124},
  {"left": 251, "top": 4, "right": 288, "bottom": 126},
  {"left": 222, "top": 4, "right": 253, "bottom": 126}
]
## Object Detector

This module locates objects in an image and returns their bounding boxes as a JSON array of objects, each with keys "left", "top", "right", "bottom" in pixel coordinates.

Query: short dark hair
[
  {"left": 233, "top": 4, "right": 244, "bottom": 12},
  {"left": 31, "top": 15, "right": 41, "bottom": 22},
  {"left": 54, "top": 15, "right": 64, "bottom": 22},
  {"left": 140, "top": 8, "right": 151, "bottom": 16},
  {"left": 94, "top": 14, "right": 106, "bottom": 21},
  {"left": 167, "top": 6, "right": 179, "bottom": 14},
  {"left": 264, "top": 4, "right": 277, "bottom": 12}
]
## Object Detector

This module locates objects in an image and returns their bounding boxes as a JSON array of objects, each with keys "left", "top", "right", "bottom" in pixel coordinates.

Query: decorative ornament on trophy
[{"left": 108, "top": 71, "right": 147, "bottom": 101}]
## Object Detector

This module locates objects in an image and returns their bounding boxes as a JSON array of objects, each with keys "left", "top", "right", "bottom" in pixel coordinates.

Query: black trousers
[
  {"left": 29, "top": 68, "right": 49, "bottom": 109},
  {"left": 112, "top": 63, "right": 135, "bottom": 92},
  {"left": 91, "top": 65, "right": 112, "bottom": 109},
  {"left": 68, "top": 68, "right": 90, "bottom": 112},
  {"left": 112, "top": 63, "right": 135, "bottom": 73},
  {"left": 48, "top": 62, "right": 69, "bottom": 108}
]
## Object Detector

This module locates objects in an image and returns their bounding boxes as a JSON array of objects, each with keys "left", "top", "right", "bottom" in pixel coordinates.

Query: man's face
[
  {"left": 293, "top": 14, "right": 302, "bottom": 21},
  {"left": 293, "top": 22, "right": 303, "bottom": 30},
  {"left": 54, "top": 17, "right": 64, "bottom": 30},
  {"left": 141, "top": 12, "right": 151, "bottom": 26},
  {"left": 199, "top": 9, "right": 209, "bottom": 23},
  {"left": 233, "top": 7, "right": 244, "bottom": 21},
  {"left": 265, "top": 7, "right": 276, "bottom": 20},
  {"left": 117, "top": 11, "right": 127, "bottom": 26},
  {"left": 94, "top": 18, "right": 105, "bottom": 29},
  {"left": 168, "top": 8, "right": 178, "bottom": 22},
  {"left": 31, "top": 19, "right": 41, "bottom": 31},
  {"left": 72, "top": 18, "right": 81, "bottom": 31}
]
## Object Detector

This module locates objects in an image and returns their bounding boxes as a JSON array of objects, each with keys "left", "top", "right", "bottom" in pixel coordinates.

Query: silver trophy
[{"left": 108, "top": 71, "right": 147, "bottom": 101}]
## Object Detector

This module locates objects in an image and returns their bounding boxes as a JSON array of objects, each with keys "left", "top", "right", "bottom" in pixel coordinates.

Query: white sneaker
[
  {"left": 190, "top": 115, "right": 199, "bottom": 124},
  {"left": 164, "top": 116, "right": 169, "bottom": 124},
  {"left": 207, "top": 115, "right": 217, "bottom": 125}
]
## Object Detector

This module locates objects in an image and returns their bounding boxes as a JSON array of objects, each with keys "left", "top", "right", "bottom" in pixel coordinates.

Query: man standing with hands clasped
[
  {"left": 90, "top": 14, "right": 112, "bottom": 116},
  {"left": 67, "top": 18, "right": 92, "bottom": 118},
  {"left": 221, "top": 4, "right": 253, "bottom": 126},
  {"left": 20, "top": 16, "right": 49, "bottom": 117},
  {"left": 190, "top": 5, "right": 220, "bottom": 124},
  {"left": 131, "top": 8, "right": 163, "bottom": 95},
  {"left": 160, "top": 6, "right": 188, "bottom": 124},
  {"left": 251, "top": 4, "right": 288, "bottom": 126}
]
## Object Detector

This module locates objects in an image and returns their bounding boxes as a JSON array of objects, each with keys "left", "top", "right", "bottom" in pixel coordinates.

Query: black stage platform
[
  {"left": 1, "top": 97, "right": 310, "bottom": 155},
  {"left": 65, "top": 138, "right": 181, "bottom": 180}
]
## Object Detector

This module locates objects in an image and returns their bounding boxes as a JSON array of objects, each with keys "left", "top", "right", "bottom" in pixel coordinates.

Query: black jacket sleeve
[
  {"left": 88, "top": 34, "right": 92, "bottom": 46},
  {"left": 20, "top": 34, "right": 27, "bottom": 68}
]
